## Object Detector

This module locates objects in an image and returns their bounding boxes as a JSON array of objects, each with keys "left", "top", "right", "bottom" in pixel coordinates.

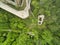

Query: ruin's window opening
[
  {"left": 38, "top": 22, "right": 41, "bottom": 24},
  {"left": 39, "top": 18, "right": 42, "bottom": 21}
]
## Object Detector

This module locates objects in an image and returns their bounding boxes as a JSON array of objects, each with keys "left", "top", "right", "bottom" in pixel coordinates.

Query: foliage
[{"left": 0, "top": 0, "right": 60, "bottom": 45}]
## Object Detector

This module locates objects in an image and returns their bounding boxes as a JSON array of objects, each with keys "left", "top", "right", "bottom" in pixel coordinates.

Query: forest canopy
[{"left": 0, "top": 0, "right": 60, "bottom": 45}]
